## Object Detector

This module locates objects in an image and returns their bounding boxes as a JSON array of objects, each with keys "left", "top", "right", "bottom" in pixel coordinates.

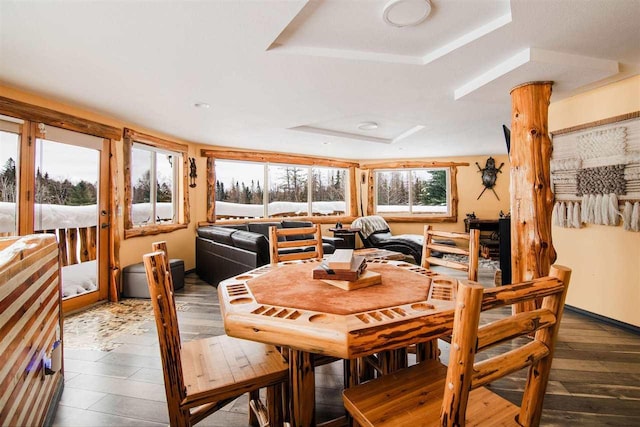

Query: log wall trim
[
  {"left": 201, "top": 148, "right": 359, "bottom": 168},
  {"left": 206, "top": 157, "right": 215, "bottom": 223},
  {"left": 109, "top": 139, "right": 121, "bottom": 300},
  {"left": 359, "top": 160, "right": 469, "bottom": 169},
  {"left": 0, "top": 95, "right": 121, "bottom": 140},
  {"left": 122, "top": 128, "right": 190, "bottom": 238}
]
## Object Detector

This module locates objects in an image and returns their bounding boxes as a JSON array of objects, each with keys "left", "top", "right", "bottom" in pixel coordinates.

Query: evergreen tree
[
  {"left": 133, "top": 170, "right": 151, "bottom": 203},
  {"left": 252, "top": 181, "right": 263, "bottom": 204},
  {"left": 0, "top": 157, "right": 16, "bottom": 202},
  {"left": 420, "top": 170, "right": 447, "bottom": 205},
  {"left": 68, "top": 180, "right": 96, "bottom": 205},
  {"left": 157, "top": 181, "right": 172, "bottom": 202}
]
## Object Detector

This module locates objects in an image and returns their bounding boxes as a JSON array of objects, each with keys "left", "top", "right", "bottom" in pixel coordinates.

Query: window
[
  {"left": 123, "top": 128, "right": 189, "bottom": 238},
  {"left": 214, "top": 159, "right": 348, "bottom": 220},
  {"left": 0, "top": 117, "right": 21, "bottom": 236},
  {"left": 215, "top": 160, "right": 264, "bottom": 218},
  {"left": 130, "top": 143, "right": 178, "bottom": 226},
  {"left": 374, "top": 167, "right": 455, "bottom": 219}
]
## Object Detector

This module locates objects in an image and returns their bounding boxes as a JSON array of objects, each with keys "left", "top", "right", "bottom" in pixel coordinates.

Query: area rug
[{"left": 64, "top": 299, "right": 185, "bottom": 351}]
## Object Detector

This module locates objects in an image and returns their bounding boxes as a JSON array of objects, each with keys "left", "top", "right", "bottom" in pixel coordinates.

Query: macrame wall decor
[{"left": 550, "top": 112, "right": 640, "bottom": 232}]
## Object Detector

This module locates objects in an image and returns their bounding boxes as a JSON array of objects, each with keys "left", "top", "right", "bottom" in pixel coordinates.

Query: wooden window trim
[
  {"left": 123, "top": 128, "right": 190, "bottom": 239},
  {"left": 201, "top": 148, "right": 359, "bottom": 168},
  {"left": 0, "top": 95, "right": 121, "bottom": 140},
  {"left": 364, "top": 163, "right": 466, "bottom": 223},
  {"left": 203, "top": 149, "right": 358, "bottom": 223}
]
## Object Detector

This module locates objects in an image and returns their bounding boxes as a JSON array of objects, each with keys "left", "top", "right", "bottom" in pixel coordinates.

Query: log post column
[{"left": 510, "top": 82, "right": 557, "bottom": 313}]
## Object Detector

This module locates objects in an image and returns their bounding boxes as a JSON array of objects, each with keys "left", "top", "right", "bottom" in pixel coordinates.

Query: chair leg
[
  {"left": 267, "top": 384, "right": 285, "bottom": 427},
  {"left": 378, "top": 348, "right": 407, "bottom": 374},
  {"left": 358, "top": 356, "right": 377, "bottom": 382},
  {"left": 415, "top": 340, "right": 440, "bottom": 363},
  {"left": 249, "top": 390, "right": 262, "bottom": 427}
]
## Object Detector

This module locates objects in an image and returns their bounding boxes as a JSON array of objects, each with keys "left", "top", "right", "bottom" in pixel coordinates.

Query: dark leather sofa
[{"left": 196, "top": 220, "right": 340, "bottom": 286}]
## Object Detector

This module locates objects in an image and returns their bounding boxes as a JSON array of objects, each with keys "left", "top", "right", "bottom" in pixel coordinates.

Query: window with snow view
[
  {"left": 375, "top": 168, "right": 450, "bottom": 216},
  {"left": 123, "top": 128, "right": 189, "bottom": 238},
  {"left": 0, "top": 121, "right": 19, "bottom": 236},
  {"left": 215, "top": 160, "right": 347, "bottom": 219},
  {"left": 130, "top": 143, "right": 178, "bottom": 226}
]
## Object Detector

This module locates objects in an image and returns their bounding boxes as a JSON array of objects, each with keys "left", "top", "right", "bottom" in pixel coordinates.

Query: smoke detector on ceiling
[
  {"left": 357, "top": 121, "right": 379, "bottom": 131},
  {"left": 382, "top": 0, "right": 432, "bottom": 28}
]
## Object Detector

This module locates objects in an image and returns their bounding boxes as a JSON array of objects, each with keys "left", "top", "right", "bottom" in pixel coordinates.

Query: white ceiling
[{"left": 1, "top": 0, "right": 639, "bottom": 160}]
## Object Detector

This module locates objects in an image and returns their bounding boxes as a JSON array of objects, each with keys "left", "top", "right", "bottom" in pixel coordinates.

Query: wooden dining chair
[
  {"left": 268, "top": 224, "right": 324, "bottom": 264},
  {"left": 343, "top": 265, "right": 571, "bottom": 426},
  {"left": 143, "top": 250, "right": 289, "bottom": 427},
  {"left": 267, "top": 225, "right": 341, "bottom": 370},
  {"left": 421, "top": 224, "right": 480, "bottom": 281}
]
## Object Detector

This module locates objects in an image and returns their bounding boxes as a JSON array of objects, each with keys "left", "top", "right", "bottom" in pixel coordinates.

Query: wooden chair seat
[
  {"left": 180, "top": 335, "right": 288, "bottom": 409},
  {"left": 343, "top": 360, "right": 520, "bottom": 427}
]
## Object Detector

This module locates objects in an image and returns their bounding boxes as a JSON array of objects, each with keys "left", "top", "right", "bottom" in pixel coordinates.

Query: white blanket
[{"left": 352, "top": 215, "right": 390, "bottom": 239}]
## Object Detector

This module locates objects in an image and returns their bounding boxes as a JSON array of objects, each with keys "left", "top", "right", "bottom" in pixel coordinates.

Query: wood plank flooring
[{"left": 53, "top": 271, "right": 640, "bottom": 426}]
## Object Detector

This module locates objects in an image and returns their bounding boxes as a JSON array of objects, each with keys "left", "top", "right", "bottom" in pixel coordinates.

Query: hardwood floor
[{"left": 53, "top": 271, "right": 640, "bottom": 426}]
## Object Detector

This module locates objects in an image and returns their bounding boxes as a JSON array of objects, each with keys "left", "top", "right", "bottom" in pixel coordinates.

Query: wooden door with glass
[
  {"left": 0, "top": 114, "right": 110, "bottom": 312},
  {"left": 34, "top": 124, "right": 110, "bottom": 312}
]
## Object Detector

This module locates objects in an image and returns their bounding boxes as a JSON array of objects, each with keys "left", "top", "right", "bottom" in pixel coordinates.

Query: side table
[{"left": 328, "top": 227, "right": 361, "bottom": 250}]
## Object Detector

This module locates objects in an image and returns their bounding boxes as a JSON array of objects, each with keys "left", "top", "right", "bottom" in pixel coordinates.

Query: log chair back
[
  {"left": 443, "top": 265, "right": 572, "bottom": 426},
  {"left": 269, "top": 224, "right": 324, "bottom": 264},
  {"left": 421, "top": 224, "right": 480, "bottom": 283},
  {"left": 143, "top": 251, "right": 186, "bottom": 425},
  {"left": 343, "top": 265, "right": 571, "bottom": 427}
]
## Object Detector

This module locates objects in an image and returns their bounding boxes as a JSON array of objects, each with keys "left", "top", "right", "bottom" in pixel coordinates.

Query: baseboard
[
  {"left": 565, "top": 305, "right": 640, "bottom": 335},
  {"left": 185, "top": 268, "right": 196, "bottom": 275},
  {"left": 43, "top": 375, "right": 64, "bottom": 427}
]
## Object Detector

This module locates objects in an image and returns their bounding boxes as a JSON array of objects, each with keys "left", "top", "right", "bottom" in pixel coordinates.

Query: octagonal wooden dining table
[{"left": 218, "top": 258, "right": 459, "bottom": 427}]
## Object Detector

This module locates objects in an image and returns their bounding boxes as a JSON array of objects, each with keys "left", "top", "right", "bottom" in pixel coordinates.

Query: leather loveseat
[{"left": 196, "top": 220, "right": 341, "bottom": 285}]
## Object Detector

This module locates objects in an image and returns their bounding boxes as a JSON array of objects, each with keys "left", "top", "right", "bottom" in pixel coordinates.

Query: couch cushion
[
  {"left": 281, "top": 220, "right": 314, "bottom": 241},
  {"left": 375, "top": 234, "right": 423, "bottom": 250},
  {"left": 197, "top": 226, "right": 236, "bottom": 245},
  {"left": 367, "top": 231, "right": 394, "bottom": 245},
  {"left": 221, "top": 224, "right": 249, "bottom": 231},
  {"left": 231, "top": 230, "right": 269, "bottom": 255},
  {"left": 248, "top": 222, "right": 284, "bottom": 241}
]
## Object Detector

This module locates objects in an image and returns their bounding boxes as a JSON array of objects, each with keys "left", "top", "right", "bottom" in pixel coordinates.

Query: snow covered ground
[
  {"left": 216, "top": 200, "right": 346, "bottom": 218},
  {"left": 0, "top": 200, "right": 447, "bottom": 232},
  {"left": 0, "top": 201, "right": 174, "bottom": 232},
  {"left": 377, "top": 205, "right": 448, "bottom": 214}
]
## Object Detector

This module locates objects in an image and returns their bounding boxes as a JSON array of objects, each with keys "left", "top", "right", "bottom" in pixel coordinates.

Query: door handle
[{"left": 101, "top": 223, "right": 110, "bottom": 229}]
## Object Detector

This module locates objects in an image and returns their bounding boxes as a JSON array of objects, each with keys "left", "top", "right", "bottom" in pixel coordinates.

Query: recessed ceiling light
[
  {"left": 382, "top": 0, "right": 432, "bottom": 28},
  {"left": 357, "top": 121, "right": 379, "bottom": 131},
  {"left": 194, "top": 102, "right": 210, "bottom": 109}
]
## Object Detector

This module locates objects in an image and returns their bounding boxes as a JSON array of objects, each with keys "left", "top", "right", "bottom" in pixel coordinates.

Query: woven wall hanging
[{"left": 550, "top": 111, "right": 640, "bottom": 232}]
